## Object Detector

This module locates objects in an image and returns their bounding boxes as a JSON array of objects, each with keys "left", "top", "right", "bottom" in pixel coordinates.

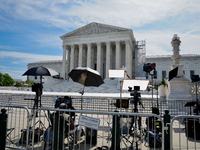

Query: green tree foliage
[
  {"left": 0, "top": 72, "right": 3, "bottom": 86},
  {"left": 25, "top": 79, "right": 35, "bottom": 87},
  {"left": 14, "top": 81, "right": 24, "bottom": 87},
  {"left": 2, "top": 73, "right": 15, "bottom": 86}
]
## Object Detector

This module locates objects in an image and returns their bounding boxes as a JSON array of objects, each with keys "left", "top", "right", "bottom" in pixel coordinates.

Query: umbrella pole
[{"left": 81, "top": 86, "right": 85, "bottom": 110}]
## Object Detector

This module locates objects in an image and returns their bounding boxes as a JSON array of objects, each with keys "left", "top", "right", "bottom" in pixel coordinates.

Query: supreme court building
[
  {"left": 27, "top": 22, "right": 200, "bottom": 87},
  {"left": 60, "top": 22, "right": 144, "bottom": 80}
]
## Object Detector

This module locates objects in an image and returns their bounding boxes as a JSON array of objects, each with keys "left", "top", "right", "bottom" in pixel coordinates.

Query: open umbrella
[
  {"left": 22, "top": 66, "right": 59, "bottom": 108},
  {"left": 68, "top": 67, "right": 104, "bottom": 109},
  {"left": 22, "top": 66, "right": 59, "bottom": 84}
]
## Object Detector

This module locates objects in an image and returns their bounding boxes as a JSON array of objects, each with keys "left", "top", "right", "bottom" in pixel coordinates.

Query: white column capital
[
  {"left": 78, "top": 43, "right": 83, "bottom": 47},
  {"left": 62, "top": 45, "right": 67, "bottom": 50},
  {"left": 96, "top": 42, "right": 101, "bottom": 46},
  {"left": 70, "top": 44, "right": 75, "bottom": 48},
  {"left": 125, "top": 40, "right": 131, "bottom": 45},
  {"left": 105, "top": 41, "right": 111, "bottom": 45},
  {"left": 87, "top": 43, "right": 92, "bottom": 46},
  {"left": 115, "top": 41, "right": 120, "bottom": 44}
]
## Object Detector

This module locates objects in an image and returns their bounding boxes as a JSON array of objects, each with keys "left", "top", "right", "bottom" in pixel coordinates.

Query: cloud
[
  {"left": 0, "top": 50, "right": 62, "bottom": 64},
  {"left": 30, "top": 33, "right": 62, "bottom": 48},
  {"left": 1, "top": 0, "right": 200, "bottom": 29},
  {"left": 0, "top": 45, "right": 17, "bottom": 50},
  {"left": 135, "top": 29, "right": 200, "bottom": 55}
]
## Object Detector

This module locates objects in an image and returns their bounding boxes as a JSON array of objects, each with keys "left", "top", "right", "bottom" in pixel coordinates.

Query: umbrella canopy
[
  {"left": 22, "top": 66, "right": 59, "bottom": 77},
  {"left": 68, "top": 67, "right": 104, "bottom": 87}
]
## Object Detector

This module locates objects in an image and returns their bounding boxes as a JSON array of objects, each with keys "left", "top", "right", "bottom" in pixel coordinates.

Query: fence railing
[
  {"left": 0, "top": 93, "right": 194, "bottom": 117},
  {"left": 1, "top": 104, "right": 200, "bottom": 150},
  {"left": 32, "top": 108, "right": 165, "bottom": 150},
  {"left": 0, "top": 105, "right": 31, "bottom": 150},
  {"left": 170, "top": 115, "right": 200, "bottom": 150}
]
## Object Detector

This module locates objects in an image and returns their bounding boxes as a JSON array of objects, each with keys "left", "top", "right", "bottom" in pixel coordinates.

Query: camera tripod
[{"left": 128, "top": 86, "right": 145, "bottom": 150}]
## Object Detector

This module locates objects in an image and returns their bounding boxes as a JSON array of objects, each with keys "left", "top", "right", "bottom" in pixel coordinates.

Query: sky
[{"left": 0, "top": 0, "right": 200, "bottom": 80}]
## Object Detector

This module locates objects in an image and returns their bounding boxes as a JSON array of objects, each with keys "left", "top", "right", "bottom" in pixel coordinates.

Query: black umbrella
[
  {"left": 68, "top": 67, "right": 104, "bottom": 87},
  {"left": 22, "top": 66, "right": 59, "bottom": 84},
  {"left": 68, "top": 67, "right": 104, "bottom": 109},
  {"left": 22, "top": 66, "right": 59, "bottom": 108}
]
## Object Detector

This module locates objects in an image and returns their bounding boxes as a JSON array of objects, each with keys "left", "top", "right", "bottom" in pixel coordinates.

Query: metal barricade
[
  {"left": 170, "top": 115, "right": 200, "bottom": 150},
  {"left": 0, "top": 93, "right": 193, "bottom": 115},
  {"left": 0, "top": 105, "right": 31, "bottom": 150},
  {"left": 30, "top": 107, "right": 165, "bottom": 150}
]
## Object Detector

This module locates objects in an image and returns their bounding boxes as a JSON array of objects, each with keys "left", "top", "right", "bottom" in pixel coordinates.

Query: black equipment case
[{"left": 86, "top": 127, "right": 97, "bottom": 145}]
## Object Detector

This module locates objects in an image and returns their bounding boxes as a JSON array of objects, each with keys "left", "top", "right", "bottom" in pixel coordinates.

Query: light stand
[
  {"left": 108, "top": 69, "right": 125, "bottom": 110},
  {"left": 143, "top": 63, "right": 158, "bottom": 114},
  {"left": 195, "top": 82, "right": 199, "bottom": 115}
]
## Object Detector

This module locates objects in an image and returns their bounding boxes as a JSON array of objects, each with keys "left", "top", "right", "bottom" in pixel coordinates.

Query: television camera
[
  {"left": 128, "top": 86, "right": 144, "bottom": 112},
  {"left": 32, "top": 83, "right": 43, "bottom": 109}
]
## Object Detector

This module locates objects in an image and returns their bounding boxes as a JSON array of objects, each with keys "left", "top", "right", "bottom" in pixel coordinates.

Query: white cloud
[
  {"left": 0, "top": 50, "right": 62, "bottom": 64},
  {"left": 135, "top": 30, "right": 200, "bottom": 55},
  {"left": 30, "top": 33, "right": 62, "bottom": 48},
  {"left": 1, "top": 0, "right": 199, "bottom": 29}
]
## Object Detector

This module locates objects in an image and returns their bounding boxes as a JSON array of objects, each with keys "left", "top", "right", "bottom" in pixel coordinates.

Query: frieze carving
[{"left": 62, "top": 22, "right": 131, "bottom": 38}]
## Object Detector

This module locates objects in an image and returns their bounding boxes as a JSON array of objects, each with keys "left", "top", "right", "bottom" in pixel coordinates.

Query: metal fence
[
  {"left": 31, "top": 108, "right": 165, "bottom": 150},
  {"left": 0, "top": 93, "right": 193, "bottom": 117},
  {"left": 0, "top": 105, "right": 31, "bottom": 150},
  {"left": 170, "top": 115, "right": 200, "bottom": 150},
  {"left": 1, "top": 104, "right": 200, "bottom": 150}
]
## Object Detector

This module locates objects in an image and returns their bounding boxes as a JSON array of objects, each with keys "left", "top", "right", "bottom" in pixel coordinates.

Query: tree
[
  {"left": 25, "top": 79, "right": 35, "bottom": 87},
  {"left": 0, "top": 72, "right": 3, "bottom": 86},
  {"left": 2, "top": 73, "right": 15, "bottom": 86},
  {"left": 14, "top": 81, "right": 23, "bottom": 87}
]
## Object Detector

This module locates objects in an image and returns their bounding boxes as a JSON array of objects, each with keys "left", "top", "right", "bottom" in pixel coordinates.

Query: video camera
[
  {"left": 32, "top": 83, "right": 43, "bottom": 96},
  {"left": 143, "top": 63, "right": 156, "bottom": 73},
  {"left": 128, "top": 86, "right": 144, "bottom": 111},
  {"left": 55, "top": 96, "right": 73, "bottom": 109}
]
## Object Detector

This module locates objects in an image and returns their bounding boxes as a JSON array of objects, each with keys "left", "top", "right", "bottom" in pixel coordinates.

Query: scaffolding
[{"left": 134, "top": 40, "right": 146, "bottom": 78}]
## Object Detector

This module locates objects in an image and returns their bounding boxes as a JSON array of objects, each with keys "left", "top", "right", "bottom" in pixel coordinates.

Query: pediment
[{"left": 61, "top": 22, "right": 131, "bottom": 39}]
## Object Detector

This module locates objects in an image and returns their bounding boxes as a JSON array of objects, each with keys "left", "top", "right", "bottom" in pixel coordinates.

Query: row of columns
[{"left": 61, "top": 41, "right": 132, "bottom": 79}]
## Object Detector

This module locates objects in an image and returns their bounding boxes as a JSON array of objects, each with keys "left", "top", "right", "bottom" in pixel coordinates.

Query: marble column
[
  {"left": 115, "top": 41, "right": 121, "bottom": 69},
  {"left": 61, "top": 45, "right": 66, "bottom": 79},
  {"left": 70, "top": 45, "right": 74, "bottom": 71},
  {"left": 67, "top": 48, "right": 70, "bottom": 77},
  {"left": 106, "top": 42, "right": 111, "bottom": 78},
  {"left": 78, "top": 44, "right": 83, "bottom": 67},
  {"left": 87, "top": 43, "right": 92, "bottom": 68},
  {"left": 97, "top": 42, "right": 101, "bottom": 74}
]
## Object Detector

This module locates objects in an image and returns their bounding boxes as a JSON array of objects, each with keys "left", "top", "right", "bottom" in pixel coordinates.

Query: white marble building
[
  {"left": 146, "top": 54, "right": 200, "bottom": 83},
  {"left": 27, "top": 54, "right": 200, "bottom": 84},
  {"left": 26, "top": 22, "right": 200, "bottom": 95},
  {"left": 60, "top": 22, "right": 139, "bottom": 80}
]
